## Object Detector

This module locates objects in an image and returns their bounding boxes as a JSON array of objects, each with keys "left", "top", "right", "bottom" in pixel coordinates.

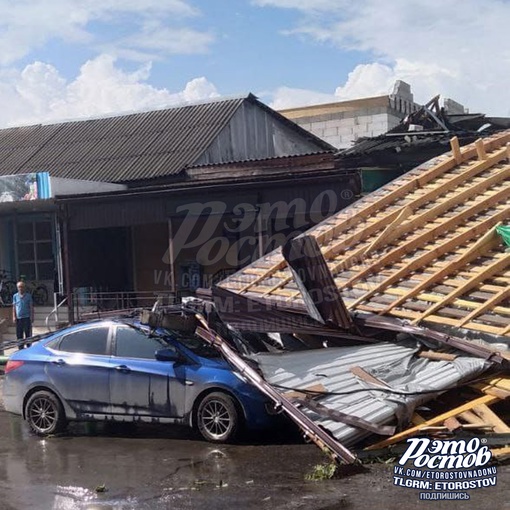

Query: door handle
[
  {"left": 51, "top": 359, "right": 66, "bottom": 366},
  {"left": 114, "top": 365, "right": 131, "bottom": 374}
]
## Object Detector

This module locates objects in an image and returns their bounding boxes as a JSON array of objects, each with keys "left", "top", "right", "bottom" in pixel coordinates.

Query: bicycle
[
  {"left": 18, "top": 276, "right": 49, "bottom": 306},
  {"left": 0, "top": 269, "right": 17, "bottom": 306}
]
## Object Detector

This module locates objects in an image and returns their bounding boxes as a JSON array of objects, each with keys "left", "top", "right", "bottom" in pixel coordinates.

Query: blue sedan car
[{"left": 4, "top": 319, "right": 274, "bottom": 442}]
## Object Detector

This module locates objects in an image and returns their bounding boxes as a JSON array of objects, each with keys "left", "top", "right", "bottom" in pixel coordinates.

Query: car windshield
[{"left": 162, "top": 328, "right": 220, "bottom": 359}]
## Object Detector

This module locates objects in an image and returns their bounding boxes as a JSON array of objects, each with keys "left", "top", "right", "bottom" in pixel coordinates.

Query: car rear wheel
[
  {"left": 196, "top": 392, "right": 240, "bottom": 443},
  {"left": 25, "top": 390, "right": 66, "bottom": 436}
]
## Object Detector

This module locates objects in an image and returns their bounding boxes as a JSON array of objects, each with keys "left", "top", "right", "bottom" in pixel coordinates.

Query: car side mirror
[{"left": 155, "top": 348, "right": 183, "bottom": 363}]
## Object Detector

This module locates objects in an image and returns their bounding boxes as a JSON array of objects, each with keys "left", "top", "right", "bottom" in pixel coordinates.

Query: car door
[
  {"left": 45, "top": 324, "right": 113, "bottom": 416},
  {"left": 109, "top": 325, "right": 186, "bottom": 419}
]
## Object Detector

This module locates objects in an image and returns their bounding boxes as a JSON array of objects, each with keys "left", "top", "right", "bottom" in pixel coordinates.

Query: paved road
[{"left": 0, "top": 377, "right": 508, "bottom": 510}]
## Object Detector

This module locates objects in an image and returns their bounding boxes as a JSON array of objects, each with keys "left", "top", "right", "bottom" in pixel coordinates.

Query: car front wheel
[
  {"left": 25, "top": 390, "right": 66, "bottom": 436},
  {"left": 196, "top": 392, "right": 240, "bottom": 443}
]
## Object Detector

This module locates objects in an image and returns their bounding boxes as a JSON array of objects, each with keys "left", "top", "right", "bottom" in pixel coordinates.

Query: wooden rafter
[
  {"left": 457, "top": 285, "right": 510, "bottom": 327},
  {"left": 341, "top": 152, "right": 509, "bottom": 290},
  {"left": 380, "top": 223, "right": 503, "bottom": 315},
  {"left": 218, "top": 131, "right": 510, "bottom": 337},
  {"left": 366, "top": 394, "right": 499, "bottom": 450},
  {"left": 412, "top": 253, "right": 510, "bottom": 325},
  {"left": 266, "top": 152, "right": 509, "bottom": 299},
  {"left": 346, "top": 210, "right": 508, "bottom": 310}
]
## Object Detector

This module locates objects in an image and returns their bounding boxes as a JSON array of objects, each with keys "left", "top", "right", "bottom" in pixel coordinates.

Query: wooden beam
[
  {"left": 346, "top": 210, "right": 508, "bottom": 310},
  {"left": 472, "top": 404, "right": 510, "bottom": 433},
  {"left": 444, "top": 417, "right": 462, "bottom": 431},
  {"left": 412, "top": 253, "right": 510, "bottom": 325},
  {"left": 475, "top": 138, "right": 487, "bottom": 160},
  {"left": 381, "top": 223, "right": 503, "bottom": 315},
  {"left": 450, "top": 136, "right": 462, "bottom": 164},
  {"left": 417, "top": 351, "right": 457, "bottom": 362},
  {"left": 341, "top": 169, "right": 510, "bottom": 295},
  {"left": 458, "top": 411, "right": 486, "bottom": 426},
  {"left": 361, "top": 206, "right": 412, "bottom": 257},
  {"left": 365, "top": 394, "right": 500, "bottom": 450},
  {"left": 471, "top": 377, "right": 510, "bottom": 398},
  {"left": 458, "top": 285, "right": 510, "bottom": 327},
  {"left": 282, "top": 383, "right": 327, "bottom": 400},
  {"left": 350, "top": 366, "right": 390, "bottom": 387},
  {"left": 237, "top": 259, "right": 287, "bottom": 293}
]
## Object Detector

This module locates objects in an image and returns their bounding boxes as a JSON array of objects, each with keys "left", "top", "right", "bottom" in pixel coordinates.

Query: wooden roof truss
[{"left": 219, "top": 132, "right": 510, "bottom": 338}]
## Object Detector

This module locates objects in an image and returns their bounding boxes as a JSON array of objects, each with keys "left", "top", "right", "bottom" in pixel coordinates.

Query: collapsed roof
[
  {"left": 338, "top": 95, "right": 510, "bottom": 173},
  {"left": 217, "top": 131, "right": 510, "bottom": 341}
]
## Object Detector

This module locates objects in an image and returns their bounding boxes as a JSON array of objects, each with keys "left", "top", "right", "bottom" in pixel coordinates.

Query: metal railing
[
  {"left": 72, "top": 290, "right": 180, "bottom": 322},
  {"left": 45, "top": 293, "right": 69, "bottom": 332}
]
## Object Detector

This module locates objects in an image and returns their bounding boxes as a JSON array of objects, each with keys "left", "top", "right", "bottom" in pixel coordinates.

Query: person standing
[{"left": 12, "top": 281, "right": 34, "bottom": 349}]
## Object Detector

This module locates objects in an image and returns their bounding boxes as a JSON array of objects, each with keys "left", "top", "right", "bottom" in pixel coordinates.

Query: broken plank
[
  {"left": 365, "top": 394, "right": 500, "bottom": 450},
  {"left": 282, "top": 383, "right": 328, "bottom": 400},
  {"left": 350, "top": 366, "right": 390, "bottom": 388},
  {"left": 472, "top": 404, "right": 510, "bottom": 434},
  {"left": 417, "top": 351, "right": 457, "bottom": 362}
]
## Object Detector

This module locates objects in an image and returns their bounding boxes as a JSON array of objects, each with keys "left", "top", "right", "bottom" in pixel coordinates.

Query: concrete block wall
[
  {"left": 281, "top": 81, "right": 423, "bottom": 149},
  {"left": 293, "top": 106, "right": 395, "bottom": 149}
]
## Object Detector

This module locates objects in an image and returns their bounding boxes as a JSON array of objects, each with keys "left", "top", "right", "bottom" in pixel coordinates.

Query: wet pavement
[{"left": 0, "top": 377, "right": 508, "bottom": 510}]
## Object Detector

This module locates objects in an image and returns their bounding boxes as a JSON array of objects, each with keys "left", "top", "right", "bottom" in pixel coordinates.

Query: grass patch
[{"left": 305, "top": 462, "right": 338, "bottom": 481}]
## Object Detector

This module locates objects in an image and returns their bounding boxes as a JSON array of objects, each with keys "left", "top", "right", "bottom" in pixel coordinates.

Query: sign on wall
[{"left": 0, "top": 172, "right": 51, "bottom": 203}]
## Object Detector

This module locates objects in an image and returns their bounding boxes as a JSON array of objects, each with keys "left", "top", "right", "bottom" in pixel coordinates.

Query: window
[
  {"left": 115, "top": 326, "right": 168, "bottom": 360},
  {"left": 17, "top": 219, "right": 55, "bottom": 280},
  {"left": 57, "top": 327, "right": 110, "bottom": 356}
]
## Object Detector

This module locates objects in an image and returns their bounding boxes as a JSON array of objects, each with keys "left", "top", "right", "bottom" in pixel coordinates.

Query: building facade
[{"left": 0, "top": 95, "right": 359, "bottom": 321}]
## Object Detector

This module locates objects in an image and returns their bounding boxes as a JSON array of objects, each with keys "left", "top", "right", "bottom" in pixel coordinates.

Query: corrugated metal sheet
[
  {"left": 0, "top": 95, "right": 333, "bottom": 184},
  {"left": 0, "top": 98, "right": 237, "bottom": 182},
  {"left": 254, "top": 341, "right": 488, "bottom": 446}
]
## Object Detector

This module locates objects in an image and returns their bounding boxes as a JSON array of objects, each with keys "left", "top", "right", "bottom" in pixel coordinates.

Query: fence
[{"left": 72, "top": 290, "right": 181, "bottom": 322}]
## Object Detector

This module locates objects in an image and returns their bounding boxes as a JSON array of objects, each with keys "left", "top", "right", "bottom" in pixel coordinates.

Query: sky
[{"left": 0, "top": 0, "right": 508, "bottom": 127}]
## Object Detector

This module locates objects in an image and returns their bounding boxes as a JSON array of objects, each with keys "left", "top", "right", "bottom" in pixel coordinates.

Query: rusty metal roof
[
  {"left": 0, "top": 95, "right": 304, "bottom": 183},
  {"left": 218, "top": 131, "right": 510, "bottom": 339}
]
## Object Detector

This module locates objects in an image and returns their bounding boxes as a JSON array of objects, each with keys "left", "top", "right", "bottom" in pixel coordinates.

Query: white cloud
[
  {"left": 269, "top": 86, "right": 336, "bottom": 110},
  {"left": 252, "top": 0, "right": 340, "bottom": 11},
  {"left": 121, "top": 23, "right": 215, "bottom": 58},
  {"left": 0, "top": 54, "right": 220, "bottom": 127},
  {"left": 0, "top": 0, "right": 212, "bottom": 65},
  {"left": 257, "top": 0, "right": 510, "bottom": 114}
]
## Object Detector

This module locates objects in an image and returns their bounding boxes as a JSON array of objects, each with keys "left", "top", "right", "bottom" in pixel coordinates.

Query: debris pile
[{"left": 201, "top": 132, "right": 510, "bottom": 463}]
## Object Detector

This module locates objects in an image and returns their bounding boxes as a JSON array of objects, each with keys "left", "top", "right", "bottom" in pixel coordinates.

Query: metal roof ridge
[{"left": 0, "top": 94, "right": 253, "bottom": 131}]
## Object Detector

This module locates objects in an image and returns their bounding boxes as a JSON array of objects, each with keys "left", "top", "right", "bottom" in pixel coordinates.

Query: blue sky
[{"left": 0, "top": 0, "right": 508, "bottom": 127}]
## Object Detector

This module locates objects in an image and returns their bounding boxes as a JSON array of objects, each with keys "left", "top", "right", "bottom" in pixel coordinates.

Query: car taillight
[{"left": 5, "top": 360, "right": 24, "bottom": 374}]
